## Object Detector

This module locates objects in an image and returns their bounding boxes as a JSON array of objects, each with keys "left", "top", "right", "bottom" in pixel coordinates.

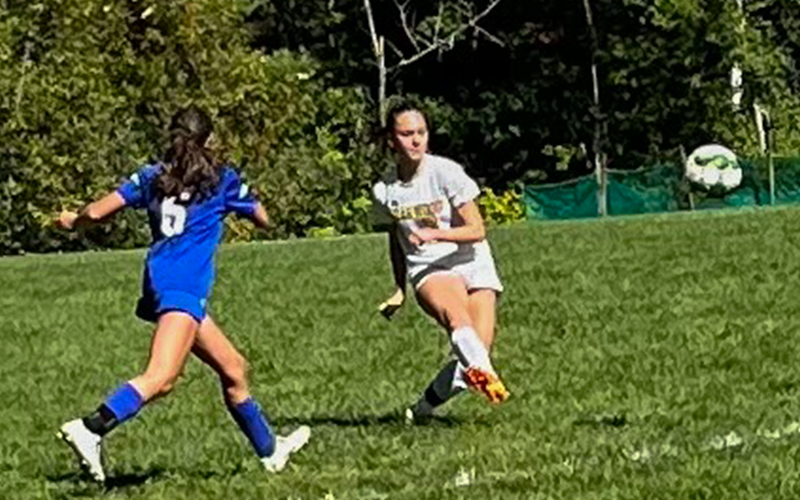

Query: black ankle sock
[
  {"left": 424, "top": 386, "right": 447, "bottom": 408},
  {"left": 82, "top": 405, "right": 118, "bottom": 436}
]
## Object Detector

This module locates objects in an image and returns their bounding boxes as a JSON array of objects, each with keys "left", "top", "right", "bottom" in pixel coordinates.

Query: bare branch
[
  {"left": 474, "top": 25, "right": 505, "bottom": 47},
  {"left": 391, "top": 0, "right": 505, "bottom": 70},
  {"left": 363, "top": 0, "right": 381, "bottom": 56},
  {"left": 393, "top": 0, "right": 420, "bottom": 52},
  {"left": 385, "top": 37, "right": 406, "bottom": 59},
  {"left": 433, "top": 3, "right": 444, "bottom": 44}
]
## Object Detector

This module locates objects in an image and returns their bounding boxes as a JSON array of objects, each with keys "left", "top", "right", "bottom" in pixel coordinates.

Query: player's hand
[
  {"left": 378, "top": 288, "right": 405, "bottom": 320},
  {"left": 409, "top": 227, "right": 440, "bottom": 246},
  {"left": 56, "top": 211, "right": 79, "bottom": 231}
]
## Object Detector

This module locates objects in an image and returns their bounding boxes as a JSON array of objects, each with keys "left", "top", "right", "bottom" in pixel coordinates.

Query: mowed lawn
[{"left": 5, "top": 207, "right": 800, "bottom": 499}]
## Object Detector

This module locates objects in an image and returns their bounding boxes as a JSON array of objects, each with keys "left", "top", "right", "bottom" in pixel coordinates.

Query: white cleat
[
  {"left": 57, "top": 419, "right": 106, "bottom": 483},
  {"left": 261, "top": 426, "right": 311, "bottom": 473},
  {"left": 404, "top": 408, "right": 415, "bottom": 426},
  {"left": 405, "top": 401, "right": 435, "bottom": 426}
]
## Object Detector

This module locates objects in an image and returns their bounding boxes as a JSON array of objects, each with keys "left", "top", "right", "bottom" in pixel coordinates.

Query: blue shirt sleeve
[
  {"left": 116, "top": 165, "right": 156, "bottom": 209},
  {"left": 222, "top": 168, "right": 258, "bottom": 217}
]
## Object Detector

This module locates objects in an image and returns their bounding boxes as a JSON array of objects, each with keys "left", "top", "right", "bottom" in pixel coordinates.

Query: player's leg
[
  {"left": 192, "top": 316, "right": 251, "bottom": 405},
  {"left": 416, "top": 274, "right": 494, "bottom": 375},
  {"left": 58, "top": 312, "right": 197, "bottom": 482},
  {"left": 407, "top": 274, "right": 504, "bottom": 422},
  {"left": 465, "top": 288, "right": 508, "bottom": 401},
  {"left": 129, "top": 312, "right": 198, "bottom": 401},
  {"left": 192, "top": 316, "right": 309, "bottom": 472},
  {"left": 467, "top": 289, "right": 497, "bottom": 351}
]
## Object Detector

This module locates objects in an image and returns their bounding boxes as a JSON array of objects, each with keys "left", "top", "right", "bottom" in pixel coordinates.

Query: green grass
[{"left": 5, "top": 206, "right": 800, "bottom": 499}]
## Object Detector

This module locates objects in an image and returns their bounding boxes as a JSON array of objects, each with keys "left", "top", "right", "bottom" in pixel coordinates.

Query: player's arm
[
  {"left": 57, "top": 191, "right": 127, "bottom": 231},
  {"left": 410, "top": 200, "right": 485, "bottom": 245},
  {"left": 249, "top": 202, "right": 272, "bottom": 231},
  {"left": 379, "top": 224, "right": 407, "bottom": 319}
]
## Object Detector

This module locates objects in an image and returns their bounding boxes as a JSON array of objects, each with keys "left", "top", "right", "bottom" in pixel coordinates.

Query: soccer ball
[{"left": 685, "top": 144, "right": 742, "bottom": 191}]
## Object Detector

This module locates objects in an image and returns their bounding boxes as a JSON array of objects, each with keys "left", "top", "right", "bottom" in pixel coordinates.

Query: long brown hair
[{"left": 156, "top": 106, "right": 221, "bottom": 202}]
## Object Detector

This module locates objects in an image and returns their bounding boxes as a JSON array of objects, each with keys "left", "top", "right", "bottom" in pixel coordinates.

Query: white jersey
[{"left": 372, "top": 154, "right": 497, "bottom": 283}]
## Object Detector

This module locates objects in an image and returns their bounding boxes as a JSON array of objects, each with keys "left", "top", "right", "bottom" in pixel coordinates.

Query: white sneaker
[
  {"left": 58, "top": 419, "right": 106, "bottom": 483},
  {"left": 261, "top": 426, "right": 311, "bottom": 473}
]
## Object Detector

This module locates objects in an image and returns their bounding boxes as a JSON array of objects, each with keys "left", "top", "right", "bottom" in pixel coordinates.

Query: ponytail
[{"left": 156, "top": 107, "right": 220, "bottom": 202}]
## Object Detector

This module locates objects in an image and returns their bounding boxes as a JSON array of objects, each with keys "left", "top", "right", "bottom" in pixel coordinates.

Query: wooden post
[
  {"left": 680, "top": 145, "right": 694, "bottom": 211},
  {"left": 378, "top": 37, "right": 387, "bottom": 127},
  {"left": 582, "top": 0, "right": 606, "bottom": 216},
  {"left": 754, "top": 102, "right": 773, "bottom": 205},
  {"left": 364, "top": 0, "right": 387, "bottom": 126},
  {"left": 769, "top": 150, "right": 775, "bottom": 206}
]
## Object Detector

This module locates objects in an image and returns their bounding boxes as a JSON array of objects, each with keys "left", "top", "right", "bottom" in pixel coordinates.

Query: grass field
[{"left": 6, "top": 206, "right": 800, "bottom": 499}]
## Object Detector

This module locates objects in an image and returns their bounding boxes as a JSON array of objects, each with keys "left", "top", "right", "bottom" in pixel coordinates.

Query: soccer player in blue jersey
[{"left": 55, "top": 107, "right": 310, "bottom": 482}]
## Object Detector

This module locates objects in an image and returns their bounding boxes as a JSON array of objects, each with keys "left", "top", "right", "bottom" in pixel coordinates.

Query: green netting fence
[{"left": 523, "top": 157, "right": 800, "bottom": 220}]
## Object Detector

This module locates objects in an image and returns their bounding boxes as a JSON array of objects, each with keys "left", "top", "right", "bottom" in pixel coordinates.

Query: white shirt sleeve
[{"left": 438, "top": 159, "right": 481, "bottom": 207}]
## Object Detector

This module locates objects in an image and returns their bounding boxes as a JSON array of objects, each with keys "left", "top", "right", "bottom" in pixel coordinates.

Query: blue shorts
[{"left": 136, "top": 273, "right": 207, "bottom": 324}]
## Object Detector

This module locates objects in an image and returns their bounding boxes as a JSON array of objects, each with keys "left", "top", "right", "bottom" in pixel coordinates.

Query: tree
[{"left": 0, "top": 0, "right": 380, "bottom": 254}]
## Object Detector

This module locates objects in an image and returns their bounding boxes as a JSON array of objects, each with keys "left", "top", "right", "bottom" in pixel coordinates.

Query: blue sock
[
  {"left": 104, "top": 382, "right": 145, "bottom": 423},
  {"left": 228, "top": 398, "right": 275, "bottom": 458}
]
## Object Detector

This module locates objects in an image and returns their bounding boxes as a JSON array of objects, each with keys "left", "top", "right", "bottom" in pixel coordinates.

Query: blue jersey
[{"left": 116, "top": 164, "right": 257, "bottom": 319}]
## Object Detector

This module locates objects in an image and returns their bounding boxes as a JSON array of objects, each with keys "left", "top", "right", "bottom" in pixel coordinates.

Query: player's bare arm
[
  {"left": 409, "top": 200, "right": 485, "bottom": 245},
  {"left": 379, "top": 224, "right": 407, "bottom": 319},
  {"left": 57, "top": 191, "right": 127, "bottom": 231}
]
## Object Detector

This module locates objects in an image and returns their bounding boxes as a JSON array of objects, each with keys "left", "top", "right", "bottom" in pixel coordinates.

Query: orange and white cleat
[{"left": 464, "top": 367, "right": 510, "bottom": 404}]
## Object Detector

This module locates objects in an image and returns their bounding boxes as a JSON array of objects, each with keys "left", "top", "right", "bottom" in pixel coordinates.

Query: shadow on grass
[
  {"left": 275, "top": 412, "right": 489, "bottom": 428},
  {"left": 573, "top": 413, "right": 628, "bottom": 428},
  {"left": 47, "top": 468, "right": 163, "bottom": 490}
]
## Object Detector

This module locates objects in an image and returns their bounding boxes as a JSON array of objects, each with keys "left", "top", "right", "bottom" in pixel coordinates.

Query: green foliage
[
  {"left": 8, "top": 208, "right": 800, "bottom": 497},
  {"left": 6, "top": 0, "right": 800, "bottom": 254},
  {"left": 476, "top": 187, "right": 524, "bottom": 225},
  {"left": 0, "top": 1, "right": 380, "bottom": 254},
  {"left": 247, "top": 0, "right": 800, "bottom": 185}
]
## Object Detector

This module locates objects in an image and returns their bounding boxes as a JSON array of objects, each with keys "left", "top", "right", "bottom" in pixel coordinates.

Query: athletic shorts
[
  {"left": 409, "top": 242, "right": 503, "bottom": 293},
  {"left": 135, "top": 272, "right": 207, "bottom": 324}
]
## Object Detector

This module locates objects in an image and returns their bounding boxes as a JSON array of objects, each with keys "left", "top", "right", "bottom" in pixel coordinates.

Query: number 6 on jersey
[{"left": 160, "top": 197, "right": 187, "bottom": 237}]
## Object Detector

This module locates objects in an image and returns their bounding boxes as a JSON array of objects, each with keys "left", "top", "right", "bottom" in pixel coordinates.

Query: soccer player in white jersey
[{"left": 372, "top": 102, "right": 510, "bottom": 423}]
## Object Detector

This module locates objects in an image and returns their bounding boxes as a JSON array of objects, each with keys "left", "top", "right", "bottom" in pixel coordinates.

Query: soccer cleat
[
  {"left": 261, "top": 425, "right": 311, "bottom": 473},
  {"left": 463, "top": 367, "right": 510, "bottom": 404},
  {"left": 404, "top": 407, "right": 416, "bottom": 425},
  {"left": 57, "top": 419, "right": 106, "bottom": 483},
  {"left": 405, "top": 399, "right": 436, "bottom": 426}
]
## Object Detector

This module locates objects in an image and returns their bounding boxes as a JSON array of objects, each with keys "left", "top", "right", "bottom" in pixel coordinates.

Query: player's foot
[
  {"left": 58, "top": 419, "right": 106, "bottom": 483},
  {"left": 405, "top": 399, "right": 436, "bottom": 425},
  {"left": 404, "top": 407, "right": 419, "bottom": 425},
  {"left": 464, "top": 367, "right": 510, "bottom": 404},
  {"left": 261, "top": 426, "right": 311, "bottom": 473}
]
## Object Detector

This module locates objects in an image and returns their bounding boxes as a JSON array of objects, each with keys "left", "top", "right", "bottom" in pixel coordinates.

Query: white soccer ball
[{"left": 685, "top": 144, "right": 742, "bottom": 191}]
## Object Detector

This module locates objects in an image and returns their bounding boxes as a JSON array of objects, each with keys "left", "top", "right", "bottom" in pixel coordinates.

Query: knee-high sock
[
  {"left": 451, "top": 326, "right": 494, "bottom": 373},
  {"left": 227, "top": 398, "right": 276, "bottom": 458}
]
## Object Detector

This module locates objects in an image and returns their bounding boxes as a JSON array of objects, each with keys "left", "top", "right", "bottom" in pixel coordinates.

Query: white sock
[{"left": 451, "top": 326, "right": 494, "bottom": 374}]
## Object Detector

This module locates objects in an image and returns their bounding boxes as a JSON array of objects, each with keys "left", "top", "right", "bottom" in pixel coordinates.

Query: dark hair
[
  {"left": 382, "top": 99, "right": 429, "bottom": 137},
  {"left": 156, "top": 106, "right": 220, "bottom": 202}
]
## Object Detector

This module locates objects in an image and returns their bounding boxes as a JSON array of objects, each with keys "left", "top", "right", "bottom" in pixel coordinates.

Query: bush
[
  {"left": 0, "top": 1, "right": 380, "bottom": 254},
  {"left": 477, "top": 187, "right": 525, "bottom": 225}
]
